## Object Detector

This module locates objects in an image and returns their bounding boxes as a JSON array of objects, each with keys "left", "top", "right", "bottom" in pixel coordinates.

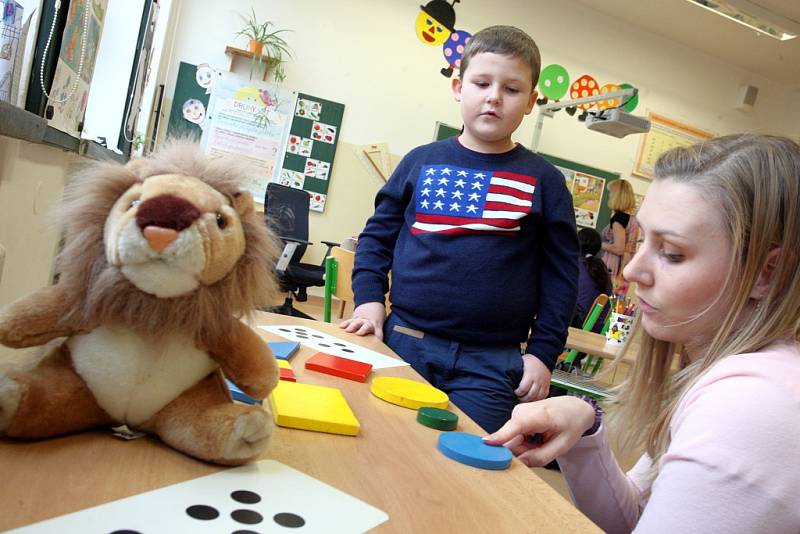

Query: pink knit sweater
[{"left": 558, "top": 341, "right": 800, "bottom": 533}]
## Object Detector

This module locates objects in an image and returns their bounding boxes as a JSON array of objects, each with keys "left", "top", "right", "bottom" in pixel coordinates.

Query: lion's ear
[{"left": 232, "top": 191, "right": 254, "bottom": 215}]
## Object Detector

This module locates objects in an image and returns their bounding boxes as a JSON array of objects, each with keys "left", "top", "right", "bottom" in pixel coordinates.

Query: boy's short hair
[{"left": 458, "top": 25, "right": 541, "bottom": 88}]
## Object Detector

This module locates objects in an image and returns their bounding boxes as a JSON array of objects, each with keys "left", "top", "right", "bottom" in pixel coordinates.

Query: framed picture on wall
[{"left": 633, "top": 112, "right": 714, "bottom": 179}]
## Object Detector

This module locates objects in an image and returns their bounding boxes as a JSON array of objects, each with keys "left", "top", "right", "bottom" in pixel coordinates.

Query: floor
[{"left": 282, "top": 293, "right": 575, "bottom": 501}]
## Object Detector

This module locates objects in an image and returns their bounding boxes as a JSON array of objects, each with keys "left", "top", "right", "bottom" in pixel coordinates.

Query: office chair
[{"left": 263, "top": 183, "right": 338, "bottom": 319}]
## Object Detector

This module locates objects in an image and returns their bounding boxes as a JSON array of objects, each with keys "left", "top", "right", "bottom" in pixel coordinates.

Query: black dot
[
  {"left": 279, "top": 328, "right": 291, "bottom": 332},
  {"left": 342, "top": 348, "right": 354, "bottom": 353},
  {"left": 295, "top": 328, "right": 307, "bottom": 333},
  {"left": 312, "top": 334, "right": 323, "bottom": 338},
  {"left": 186, "top": 504, "right": 219, "bottom": 520},
  {"left": 231, "top": 509, "right": 263, "bottom": 524},
  {"left": 334, "top": 342, "right": 346, "bottom": 347},
  {"left": 318, "top": 343, "right": 330, "bottom": 347},
  {"left": 232, "top": 531, "right": 259, "bottom": 534},
  {"left": 231, "top": 490, "right": 261, "bottom": 504},
  {"left": 109, "top": 531, "right": 142, "bottom": 534},
  {"left": 274, "top": 512, "right": 306, "bottom": 528}
]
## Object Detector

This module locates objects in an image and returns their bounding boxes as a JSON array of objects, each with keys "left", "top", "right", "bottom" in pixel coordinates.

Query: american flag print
[{"left": 411, "top": 164, "right": 536, "bottom": 235}]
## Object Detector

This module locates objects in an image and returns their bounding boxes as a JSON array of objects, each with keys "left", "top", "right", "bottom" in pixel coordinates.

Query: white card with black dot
[
  {"left": 260, "top": 325, "right": 409, "bottom": 370},
  {"left": 9, "top": 460, "right": 389, "bottom": 533}
]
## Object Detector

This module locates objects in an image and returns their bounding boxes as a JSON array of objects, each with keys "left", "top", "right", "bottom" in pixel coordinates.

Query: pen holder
[{"left": 605, "top": 312, "right": 634, "bottom": 345}]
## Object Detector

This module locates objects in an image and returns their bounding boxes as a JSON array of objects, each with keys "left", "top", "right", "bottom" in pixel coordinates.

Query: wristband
[{"left": 578, "top": 395, "right": 603, "bottom": 436}]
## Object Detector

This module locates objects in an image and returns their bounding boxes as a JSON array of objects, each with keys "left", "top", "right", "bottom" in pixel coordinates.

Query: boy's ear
[
  {"left": 451, "top": 77, "right": 462, "bottom": 102},
  {"left": 750, "top": 248, "right": 781, "bottom": 300},
  {"left": 525, "top": 90, "right": 538, "bottom": 115}
]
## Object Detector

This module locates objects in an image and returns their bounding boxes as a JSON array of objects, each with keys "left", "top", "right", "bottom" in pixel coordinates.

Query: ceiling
[{"left": 573, "top": 0, "right": 800, "bottom": 90}]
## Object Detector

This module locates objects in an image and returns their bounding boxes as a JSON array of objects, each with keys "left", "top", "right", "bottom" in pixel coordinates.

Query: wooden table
[{"left": 0, "top": 312, "right": 600, "bottom": 533}]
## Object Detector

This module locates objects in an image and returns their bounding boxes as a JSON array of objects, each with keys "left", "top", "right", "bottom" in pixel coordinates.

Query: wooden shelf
[{"left": 224, "top": 46, "right": 279, "bottom": 81}]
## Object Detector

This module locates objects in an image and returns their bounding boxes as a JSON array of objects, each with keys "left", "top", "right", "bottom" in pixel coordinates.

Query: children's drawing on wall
[
  {"left": 166, "top": 62, "right": 222, "bottom": 141},
  {"left": 536, "top": 63, "right": 640, "bottom": 121},
  {"left": 46, "top": 0, "right": 108, "bottom": 137},
  {"left": 414, "top": 0, "right": 472, "bottom": 78},
  {"left": 555, "top": 165, "right": 605, "bottom": 229}
]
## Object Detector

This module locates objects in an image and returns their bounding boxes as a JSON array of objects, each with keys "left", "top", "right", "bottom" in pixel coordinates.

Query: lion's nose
[{"left": 135, "top": 194, "right": 202, "bottom": 253}]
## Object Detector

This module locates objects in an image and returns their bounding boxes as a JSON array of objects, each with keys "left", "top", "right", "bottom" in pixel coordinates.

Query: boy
[{"left": 341, "top": 25, "right": 578, "bottom": 433}]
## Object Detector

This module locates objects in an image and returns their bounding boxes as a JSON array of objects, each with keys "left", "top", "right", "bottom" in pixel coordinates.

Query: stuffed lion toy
[{"left": 0, "top": 142, "right": 282, "bottom": 465}]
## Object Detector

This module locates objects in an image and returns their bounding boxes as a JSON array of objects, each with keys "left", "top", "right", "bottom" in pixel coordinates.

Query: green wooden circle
[{"left": 416, "top": 407, "right": 458, "bottom": 431}]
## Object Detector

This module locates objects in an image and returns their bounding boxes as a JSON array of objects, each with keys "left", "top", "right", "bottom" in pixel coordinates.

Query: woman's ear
[{"left": 750, "top": 248, "right": 781, "bottom": 300}]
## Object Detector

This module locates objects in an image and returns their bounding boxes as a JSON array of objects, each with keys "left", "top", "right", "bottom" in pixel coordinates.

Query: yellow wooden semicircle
[{"left": 370, "top": 377, "right": 449, "bottom": 410}]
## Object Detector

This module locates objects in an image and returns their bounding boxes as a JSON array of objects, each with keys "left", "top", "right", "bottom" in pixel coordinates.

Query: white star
[
  {"left": 457, "top": 170, "right": 468, "bottom": 177},
  {"left": 466, "top": 204, "right": 478, "bottom": 213},
  {"left": 435, "top": 188, "right": 446, "bottom": 197},
  {"left": 451, "top": 190, "right": 463, "bottom": 200},
  {"left": 425, "top": 168, "right": 436, "bottom": 176},
  {"left": 449, "top": 202, "right": 461, "bottom": 212},
  {"left": 473, "top": 172, "right": 486, "bottom": 179},
  {"left": 420, "top": 199, "right": 430, "bottom": 209},
  {"left": 433, "top": 200, "right": 444, "bottom": 210},
  {"left": 438, "top": 177, "right": 450, "bottom": 185},
  {"left": 441, "top": 167, "right": 452, "bottom": 175},
  {"left": 468, "top": 192, "right": 480, "bottom": 201},
  {"left": 471, "top": 181, "right": 483, "bottom": 190},
  {"left": 421, "top": 187, "right": 431, "bottom": 197},
  {"left": 454, "top": 179, "right": 466, "bottom": 188},
  {"left": 423, "top": 177, "right": 433, "bottom": 185}
]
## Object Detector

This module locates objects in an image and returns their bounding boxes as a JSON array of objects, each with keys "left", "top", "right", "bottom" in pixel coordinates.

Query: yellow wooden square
[
  {"left": 277, "top": 359, "right": 292, "bottom": 370},
  {"left": 268, "top": 380, "right": 360, "bottom": 436}
]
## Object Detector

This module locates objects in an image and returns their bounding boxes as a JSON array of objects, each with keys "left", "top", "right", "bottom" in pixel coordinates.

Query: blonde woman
[
  {"left": 485, "top": 135, "right": 800, "bottom": 533},
  {"left": 600, "top": 179, "right": 638, "bottom": 281}
]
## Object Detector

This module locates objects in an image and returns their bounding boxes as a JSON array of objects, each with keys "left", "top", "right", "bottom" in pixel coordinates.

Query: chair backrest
[
  {"left": 583, "top": 293, "right": 609, "bottom": 330},
  {"left": 264, "top": 183, "right": 311, "bottom": 263},
  {"left": 329, "top": 246, "right": 355, "bottom": 301}
]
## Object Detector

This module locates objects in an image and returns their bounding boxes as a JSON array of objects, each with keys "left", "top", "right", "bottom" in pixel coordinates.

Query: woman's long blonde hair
[
  {"left": 607, "top": 179, "right": 636, "bottom": 212},
  {"left": 609, "top": 134, "right": 800, "bottom": 469}
]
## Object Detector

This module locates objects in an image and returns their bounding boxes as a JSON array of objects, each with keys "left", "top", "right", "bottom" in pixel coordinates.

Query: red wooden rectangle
[
  {"left": 279, "top": 368, "right": 297, "bottom": 382},
  {"left": 305, "top": 352, "right": 373, "bottom": 383}
]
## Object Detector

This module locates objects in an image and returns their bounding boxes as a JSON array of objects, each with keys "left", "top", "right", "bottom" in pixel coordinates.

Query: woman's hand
[
  {"left": 483, "top": 397, "right": 596, "bottom": 467},
  {"left": 339, "top": 302, "right": 386, "bottom": 340}
]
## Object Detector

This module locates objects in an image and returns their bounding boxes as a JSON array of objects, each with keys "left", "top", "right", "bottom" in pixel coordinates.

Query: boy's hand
[
  {"left": 515, "top": 354, "right": 551, "bottom": 402},
  {"left": 339, "top": 302, "right": 386, "bottom": 340},
  {"left": 482, "top": 397, "right": 595, "bottom": 467}
]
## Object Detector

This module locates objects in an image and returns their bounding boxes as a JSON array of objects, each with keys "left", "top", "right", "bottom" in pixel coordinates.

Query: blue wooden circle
[{"left": 437, "top": 432, "right": 512, "bottom": 470}]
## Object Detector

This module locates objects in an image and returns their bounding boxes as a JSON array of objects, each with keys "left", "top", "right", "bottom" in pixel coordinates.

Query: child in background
[
  {"left": 600, "top": 179, "right": 638, "bottom": 285},
  {"left": 341, "top": 25, "right": 578, "bottom": 433},
  {"left": 575, "top": 227, "right": 612, "bottom": 333},
  {"left": 485, "top": 134, "right": 800, "bottom": 533}
]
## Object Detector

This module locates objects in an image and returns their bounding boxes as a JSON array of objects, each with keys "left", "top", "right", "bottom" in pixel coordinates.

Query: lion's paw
[{"left": 222, "top": 408, "right": 272, "bottom": 462}]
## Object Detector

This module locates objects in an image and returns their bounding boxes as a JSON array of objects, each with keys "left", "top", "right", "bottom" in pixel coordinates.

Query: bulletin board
[
  {"left": 633, "top": 112, "right": 714, "bottom": 179},
  {"left": 278, "top": 93, "right": 345, "bottom": 212},
  {"left": 434, "top": 121, "right": 461, "bottom": 141},
  {"left": 540, "top": 153, "right": 620, "bottom": 231}
]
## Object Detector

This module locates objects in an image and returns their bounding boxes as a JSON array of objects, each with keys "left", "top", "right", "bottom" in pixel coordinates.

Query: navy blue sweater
[{"left": 352, "top": 138, "right": 579, "bottom": 369}]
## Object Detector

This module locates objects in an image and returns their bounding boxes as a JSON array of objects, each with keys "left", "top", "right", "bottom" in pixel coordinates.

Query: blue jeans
[{"left": 383, "top": 313, "right": 524, "bottom": 433}]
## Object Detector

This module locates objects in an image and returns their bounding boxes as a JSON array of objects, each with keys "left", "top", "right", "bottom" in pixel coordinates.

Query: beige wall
[{"left": 0, "top": 137, "right": 75, "bottom": 305}]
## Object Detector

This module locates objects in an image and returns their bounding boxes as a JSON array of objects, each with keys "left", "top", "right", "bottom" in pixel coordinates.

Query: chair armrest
[
  {"left": 278, "top": 235, "right": 313, "bottom": 246},
  {"left": 321, "top": 240, "right": 341, "bottom": 247},
  {"left": 276, "top": 242, "right": 300, "bottom": 274}
]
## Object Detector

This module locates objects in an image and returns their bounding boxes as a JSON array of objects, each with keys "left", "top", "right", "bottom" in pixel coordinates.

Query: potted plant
[{"left": 235, "top": 8, "right": 294, "bottom": 82}]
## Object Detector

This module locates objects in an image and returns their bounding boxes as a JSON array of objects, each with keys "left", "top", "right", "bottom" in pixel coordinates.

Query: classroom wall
[
  {"left": 0, "top": 138, "right": 74, "bottom": 305},
  {"left": 161, "top": 0, "right": 800, "bottom": 266}
]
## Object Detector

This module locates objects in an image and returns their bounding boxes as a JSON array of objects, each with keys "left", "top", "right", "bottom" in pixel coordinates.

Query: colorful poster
[
  {"left": 633, "top": 113, "right": 714, "bottom": 179},
  {"left": 165, "top": 62, "right": 219, "bottom": 142},
  {"left": 201, "top": 71, "right": 296, "bottom": 203},
  {"left": 278, "top": 93, "right": 345, "bottom": 212},
  {"left": 46, "top": 0, "right": 108, "bottom": 137},
  {"left": 555, "top": 165, "right": 605, "bottom": 229}
]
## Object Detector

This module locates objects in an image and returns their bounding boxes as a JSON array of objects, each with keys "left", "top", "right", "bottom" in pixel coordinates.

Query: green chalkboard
[
  {"left": 539, "top": 153, "right": 620, "bottom": 232},
  {"left": 434, "top": 121, "right": 461, "bottom": 141}
]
